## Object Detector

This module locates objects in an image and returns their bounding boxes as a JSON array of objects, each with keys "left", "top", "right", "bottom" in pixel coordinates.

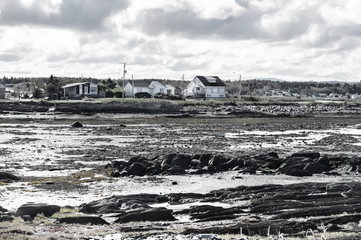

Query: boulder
[
  {"left": 170, "top": 154, "right": 192, "bottom": 169},
  {"left": 58, "top": 216, "right": 109, "bottom": 225},
  {"left": 114, "top": 207, "right": 176, "bottom": 223},
  {"left": 16, "top": 203, "right": 60, "bottom": 219},
  {"left": 71, "top": 121, "right": 83, "bottom": 128},
  {"left": 0, "top": 172, "right": 20, "bottom": 181},
  {"left": 209, "top": 155, "right": 230, "bottom": 166},
  {"left": 0, "top": 215, "right": 14, "bottom": 222},
  {"left": 199, "top": 154, "right": 213, "bottom": 166},
  {"left": 127, "top": 162, "right": 148, "bottom": 176}
]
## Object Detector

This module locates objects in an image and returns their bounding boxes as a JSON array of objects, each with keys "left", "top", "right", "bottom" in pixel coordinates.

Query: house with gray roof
[
  {"left": 62, "top": 82, "right": 98, "bottom": 99},
  {"left": 124, "top": 80, "right": 173, "bottom": 97},
  {"left": 185, "top": 76, "right": 226, "bottom": 98}
]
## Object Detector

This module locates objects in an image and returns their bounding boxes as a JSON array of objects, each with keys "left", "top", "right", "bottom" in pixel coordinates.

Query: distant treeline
[{"left": 2, "top": 76, "right": 361, "bottom": 97}]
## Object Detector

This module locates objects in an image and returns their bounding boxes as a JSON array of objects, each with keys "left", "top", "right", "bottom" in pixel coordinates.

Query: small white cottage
[
  {"left": 62, "top": 82, "right": 98, "bottom": 99},
  {"left": 124, "top": 80, "right": 169, "bottom": 97},
  {"left": 184, "top": 76, "right": 226, "bottom": 98}
]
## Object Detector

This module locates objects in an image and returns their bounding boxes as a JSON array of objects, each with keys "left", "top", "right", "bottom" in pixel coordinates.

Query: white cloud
[{"left": 1, "top": 0, "right": 361, "bottom": 82}]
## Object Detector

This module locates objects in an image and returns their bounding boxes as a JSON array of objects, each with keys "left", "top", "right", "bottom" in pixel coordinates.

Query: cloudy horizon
[{"left": 1, "top": 0, "right": 361, "bottom": 82}]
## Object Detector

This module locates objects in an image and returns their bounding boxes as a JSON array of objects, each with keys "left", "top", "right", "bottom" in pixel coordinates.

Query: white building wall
[{"left": 149, "top": 81, "right": 166, "bottom": 95}]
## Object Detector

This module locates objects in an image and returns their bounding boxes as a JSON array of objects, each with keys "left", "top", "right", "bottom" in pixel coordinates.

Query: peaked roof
[
  {"left": 195, "top": 76, "right": 226, "bottom": 87},
  {"left": 127, "top": 80, "right": 166, "bottom": 88},
  {"left": 62, "top": 82, "right": 90, "bottom": 89}
]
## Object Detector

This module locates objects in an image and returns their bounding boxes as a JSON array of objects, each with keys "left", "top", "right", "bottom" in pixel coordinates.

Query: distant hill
[{"left": 254, "top": 78, "right": 286, "bottom": 82}]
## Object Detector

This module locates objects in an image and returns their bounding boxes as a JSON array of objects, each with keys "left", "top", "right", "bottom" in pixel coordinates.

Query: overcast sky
[{"left": 0, "top": 0, "right": 361, "bottom": 82}]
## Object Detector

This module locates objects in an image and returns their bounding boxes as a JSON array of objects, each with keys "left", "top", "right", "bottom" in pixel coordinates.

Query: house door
[{"left": 76, "top": 86, "right": 79, "bottom": 94}]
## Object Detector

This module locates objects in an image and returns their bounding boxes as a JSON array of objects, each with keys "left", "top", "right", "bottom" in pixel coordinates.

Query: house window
[
  {"left": 196, "top": 87, "right": 200, "bottom": 91},
  {"left": 90, "top": 87, "right": 97, "bottom": 94},
  {"left": 76, "top": 86, "right": 79, "bottom": 94},
  {"left": 160, "top": 88, "right": 164, "bottom": 93}
]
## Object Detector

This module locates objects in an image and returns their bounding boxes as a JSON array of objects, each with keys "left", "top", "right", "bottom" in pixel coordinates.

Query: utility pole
[
  {"left": 239, "top": 74, "right": 242, "bottom": 99},
  {"left": 132, "top": 74, "right": 134, "bottom": 98},
  {"left": 182, "top": 74, "right": 185, "bottom": 97},
  {"left": 122, "top": 62, "right": 126, "bottom": 98}
]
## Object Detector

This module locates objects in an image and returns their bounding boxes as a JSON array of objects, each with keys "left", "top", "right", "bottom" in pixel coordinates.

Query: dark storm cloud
[
  {"left": 136, "top": 8, "right": 264, "bottom": 40},
  {"left": 134, "top": 2, "right": 344, "bottom": 45},
  {"left": 0, "top": 0, "right": 129, "bottom": 31}
]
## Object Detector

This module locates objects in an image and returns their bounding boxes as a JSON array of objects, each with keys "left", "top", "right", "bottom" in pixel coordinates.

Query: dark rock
[
  {"left": 58, "top": 216, "right": 109, "bottom": 225},
  {"left": 284, "top": 169, "right": 313, "bottom": 177},
  {"left": 114, "top": 207, "right": 176, "bottom": 223},
  {"left": 0, "top": 206, "right": 8, "bottom": 212},
  {"left": 216, "top": 159, "right": 239, "bottom": 171},
  {"left": 111, "top": 171, "right": 121, "bottom": 177},
  {"left": 303, "top": 162, "right": 331, "bottom": 174},
  {"left": 199, "top": 154, "right": 213, "bottom": 166},
  {"left": 209, "top": 155, "right": 230, "bottom": 166},
  {"left": 80, "top": 194, "right": 164, "bottom": 214},
  {"left": 127, "top": 162, "right": 148, "bottom": 176},
  {"left": 0, "top": 215, "right": 14, "bottom": 222},
  {"left": 190, "top": 159, "right": 201, "bottom": 167},
  {"left": 21, "top": 215, "right": 33, "bottom": 222},
  {"left": 16, "top": 203, "right": 60, "bottom": 219},
  {"left": 0, "top": 172, "right": 20, "bottom": 181},
  {"left": 273, "top": 204, "right": 361, "bottom": 220},
  {"left": 71, "top": 121, "right": 83, "bottom": 128},
  {"left": 171, "top": 181, "right": 178, "bottom": 185},
  {"left": 164, "top": 166, "right": 185, "bottom": 175},
  {"left": 170, "top": 154, "right": 192, "bottom": 169},
  {"left": 291, "top": 152, "right": 321, "bottom": 159}
]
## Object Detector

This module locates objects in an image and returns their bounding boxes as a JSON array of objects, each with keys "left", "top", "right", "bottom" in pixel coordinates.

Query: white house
[
  {"left": 62, "top": 82, "right": 98, "bottom": 99},
  {"left": 184, "top": 76, "right": 226, "bottom": 98},
  {"left": 165, "top": 85, "right": 176, "bottom": 95},
  {"left": 124, "top": 80, "right": 169, "bottom": 97}
]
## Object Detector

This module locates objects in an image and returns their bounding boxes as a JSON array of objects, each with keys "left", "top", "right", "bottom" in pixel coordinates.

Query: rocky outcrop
[
  {"left": 0, "top": 172, "right": 20, "bottom": 181},
  {"left": 107, "top": 151, "right": 361, "bottom": 177},
  {"left": 0, "top": 100, "right": 182, "bottom": 114},
  {"left": 78, "top": 181, "right": 361, "bottom": 236},
  {"left": 16, "top": 203, "right": 61, "bottom": 219}
]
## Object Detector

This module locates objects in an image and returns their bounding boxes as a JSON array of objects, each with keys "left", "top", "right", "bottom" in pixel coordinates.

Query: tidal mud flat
[{"left": 1, "top": 101, "right": 361, "bottom": 239}]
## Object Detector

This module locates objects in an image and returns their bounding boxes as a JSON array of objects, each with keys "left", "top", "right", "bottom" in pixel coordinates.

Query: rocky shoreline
[
  {"left": 0, "top": 99, "right": 361, "bottom": 116},
  {"left": 107, "top": 151, "right": 361, "bottom": 177},
  {"left": 1, "top": 105, "right": 361, "bottom": 239}
]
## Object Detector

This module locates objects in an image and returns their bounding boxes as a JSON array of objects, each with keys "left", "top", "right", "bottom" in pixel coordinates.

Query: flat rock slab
[
  {"left": 58, "top": 216, "right": 109, "bottom": 225},
  {"left": 16, "top": 203, "right": 60, "bottom": 219},
  {"left": 115, "top": 207, "right": 176, "bottom": 223}
]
